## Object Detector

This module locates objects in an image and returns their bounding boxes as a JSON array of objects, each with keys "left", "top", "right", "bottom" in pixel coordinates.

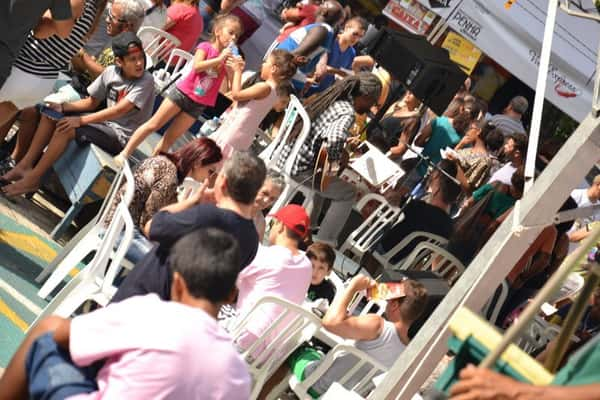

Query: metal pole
[
  {"left": 523, "top": 0, "right": 559, "bottom": 194},
  {"left": 480, "top": 223, "right": 600, "bottom": 369}
]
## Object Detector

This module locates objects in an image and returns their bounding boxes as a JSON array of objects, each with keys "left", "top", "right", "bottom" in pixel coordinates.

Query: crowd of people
[{"left": 0, "top": 1, "right": 599, "bottom": 399}]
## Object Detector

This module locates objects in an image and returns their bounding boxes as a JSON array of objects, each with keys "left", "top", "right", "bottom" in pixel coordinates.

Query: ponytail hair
[{"left": 266, "top": 49, "right": 298, "bottom": 82}]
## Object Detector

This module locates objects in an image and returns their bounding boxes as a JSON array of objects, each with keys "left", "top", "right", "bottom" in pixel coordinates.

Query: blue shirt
[{"left": 316, "top": 40, "right": 356, "bottom": 92}]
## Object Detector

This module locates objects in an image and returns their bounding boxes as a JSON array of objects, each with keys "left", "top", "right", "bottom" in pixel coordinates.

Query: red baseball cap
[{"left": 269, "top": 204, "right": 310, "bottom": 238}]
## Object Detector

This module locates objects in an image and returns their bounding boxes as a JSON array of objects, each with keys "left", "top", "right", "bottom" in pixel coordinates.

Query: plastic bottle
[{"left": 229, "top": 42, "right": 240, "bottom": 56}]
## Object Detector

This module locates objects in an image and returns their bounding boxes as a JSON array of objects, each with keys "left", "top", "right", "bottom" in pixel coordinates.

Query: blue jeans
[
  {"left": 124, "top": 228, "right": 154, "bottom": 265},
  {"left": 26, "top": 333, "right": 99, "bottom": 400}
]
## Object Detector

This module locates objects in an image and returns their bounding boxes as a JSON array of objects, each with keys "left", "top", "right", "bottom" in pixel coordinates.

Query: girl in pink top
[
  {"left": 118, "top": 14, "right": 244, "bottom": 161},
  {"left": 211, "top": 49, "right": 298, "bottom": 158},
  {"left": 163, "top": 0, "right": 203, "bottom": 54}
]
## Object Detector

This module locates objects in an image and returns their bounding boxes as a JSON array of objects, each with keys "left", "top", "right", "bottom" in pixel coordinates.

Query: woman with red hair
[{"left": 107, "top": 136, "right": 222, "bottom": 261}]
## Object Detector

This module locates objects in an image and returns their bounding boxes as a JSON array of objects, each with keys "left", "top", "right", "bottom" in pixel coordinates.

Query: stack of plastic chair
[
  {"left": 30, "top": 162, "right": 135, "bottom": 325},
  {"left": 230, "top": 296, "right": 321, "bottom": 400}
]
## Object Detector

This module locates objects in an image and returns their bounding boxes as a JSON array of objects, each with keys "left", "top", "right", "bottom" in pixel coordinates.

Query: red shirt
[
  {"left": 276, "top": 3, "right": 319, "bottom": 43},
  {"left": 166, "top": 3, "right": 203, "bottom": 53}
]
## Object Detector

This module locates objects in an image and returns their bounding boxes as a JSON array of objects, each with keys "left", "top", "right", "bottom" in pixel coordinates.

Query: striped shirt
[
  {"left": 489, "top": 114, "right": 527, "bottom": 136},
  {"left": 13, "top": 0, "right": 97, "bottom": 79}
]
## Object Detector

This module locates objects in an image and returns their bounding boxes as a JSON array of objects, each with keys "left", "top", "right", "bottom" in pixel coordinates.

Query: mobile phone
[{"left": 37, "top": 103, "right": 64, "bottom": 120}]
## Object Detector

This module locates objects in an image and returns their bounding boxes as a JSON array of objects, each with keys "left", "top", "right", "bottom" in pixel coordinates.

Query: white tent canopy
[{"left": 417, "top": 0, "right": 600, "bottom": 122}]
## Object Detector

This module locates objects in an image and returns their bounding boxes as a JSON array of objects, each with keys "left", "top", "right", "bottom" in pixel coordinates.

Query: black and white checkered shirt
[{"left": 276, "top": 100, "right": 355, "bottom": 176}]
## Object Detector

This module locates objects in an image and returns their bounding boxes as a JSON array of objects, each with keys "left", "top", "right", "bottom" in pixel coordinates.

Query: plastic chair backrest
[
  {"left": 516, "top": 316, "right": 562, "bottom": 354},
  {"left": 339, "top": 194, "right": 401, "bottom": 261},
  {"left": 397, "top": 242, "right": 465, "bottom": 286},
  {"left": 376, "top": 231, "right": 449, "bottom": 270},
  {"left": 137, "top": 26, "right": 181, "bottom": 66},
  {"left": 259, "top": 95, "right": 311, "bottom": 175},
  {"left": 152, "top": 48, "right": 193, "bottom": 91},
  {"left": 290, "top": 344, "right": 388, "bottom": 398},
  {"left": 230, "top": 295, "right": 321, "bottom": 400}
]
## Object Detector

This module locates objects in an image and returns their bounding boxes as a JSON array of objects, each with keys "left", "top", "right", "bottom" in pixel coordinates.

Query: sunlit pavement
[{"left": 0, "top": 196, "right": 77, "bottom": 367}]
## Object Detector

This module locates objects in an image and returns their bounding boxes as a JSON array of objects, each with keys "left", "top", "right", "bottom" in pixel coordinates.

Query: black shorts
[
  {"left": 165, "top": 86, "right": 206, "bottom": 118},
  {"left": 74, "top": 123, "right": 124, "bottom": 155}
]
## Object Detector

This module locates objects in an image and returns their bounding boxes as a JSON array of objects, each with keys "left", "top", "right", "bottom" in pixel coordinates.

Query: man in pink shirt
[
  {"left": 0, "top": 229, "right": 250, "bottom": 400},
  {"left": 230, "top": 204, "right": 313, "bottom": 349}
]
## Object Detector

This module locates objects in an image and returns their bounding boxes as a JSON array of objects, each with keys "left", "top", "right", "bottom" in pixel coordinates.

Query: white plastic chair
[
  {"left": 230, "top": 296, "right": 322, "bottom": 400},
  {"left": 152, "top": 48, "right": 193, "bottom": 92},
  {"left": 338, "top": 194, "right": 402, "bottom": 262},
  {"left": 260, "top": 95, "right": 315, "bottom": 216},
  {"left": 36, "top": 162, "right": 135, "bottom": 299},
  {"left": 289, "top": 344, "right": 388, "bottom": 399},
  {"left": 30, "top": 165, "right": 135, "bottom": 324},
  {"left": 395, "top": 242, "right": 465, "bottom": 286},
  {"left": 137, "top": 26, "right": 181, "bottom": 68},
  {"left": 515, "top": 316, "right": 563, "bottom": 354},
  {"left": 372, "top": 231, "right": 449, "bottom": 271},
  {"left": 481, "top": 280, "right": 510, "bottom": 325}
]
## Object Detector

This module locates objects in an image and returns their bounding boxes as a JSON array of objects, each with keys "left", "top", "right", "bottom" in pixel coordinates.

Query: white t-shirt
[
  {"left": 571, "top": 188, "right": 600, "bottom": 213},
  {"left": 234, "top": 244, "right": 313, "bottom": 349},
  {"left": 69, "top": 294, "right": 251, "bottom": 400},
  {"left": 487, "top": 162, "right": 517, "bottom": 185}
]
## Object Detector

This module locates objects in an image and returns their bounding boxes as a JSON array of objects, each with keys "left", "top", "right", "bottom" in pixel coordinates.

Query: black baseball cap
[{"left": 112, "top": 32, "right": 144, "bottom": 58}]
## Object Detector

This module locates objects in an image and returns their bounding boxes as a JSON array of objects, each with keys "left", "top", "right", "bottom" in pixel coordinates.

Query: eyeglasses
[{"left": 107, "top": 5, "right": 129, "bottom": 24}]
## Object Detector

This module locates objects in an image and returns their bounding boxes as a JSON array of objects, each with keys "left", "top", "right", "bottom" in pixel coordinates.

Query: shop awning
[{"left": 416, "top": 0, "right": 600, "bottom": 122}]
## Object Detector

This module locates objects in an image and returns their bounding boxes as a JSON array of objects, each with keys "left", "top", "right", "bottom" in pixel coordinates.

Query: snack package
[{"left": 367, "top": 282, "right": 405, "bottom": 301}]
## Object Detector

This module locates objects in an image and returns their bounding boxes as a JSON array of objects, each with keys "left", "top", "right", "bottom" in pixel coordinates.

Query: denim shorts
[
  {"left": 26, "top": 333, "right": 99, "bottom": 400},
  {"left": 165, "top": 86, "right": 206, "bottom": 119}
]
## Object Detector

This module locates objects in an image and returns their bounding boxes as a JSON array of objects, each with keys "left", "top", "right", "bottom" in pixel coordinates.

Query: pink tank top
[{"left": 212, "top": 81, "right": 278, "bottom": 158}]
